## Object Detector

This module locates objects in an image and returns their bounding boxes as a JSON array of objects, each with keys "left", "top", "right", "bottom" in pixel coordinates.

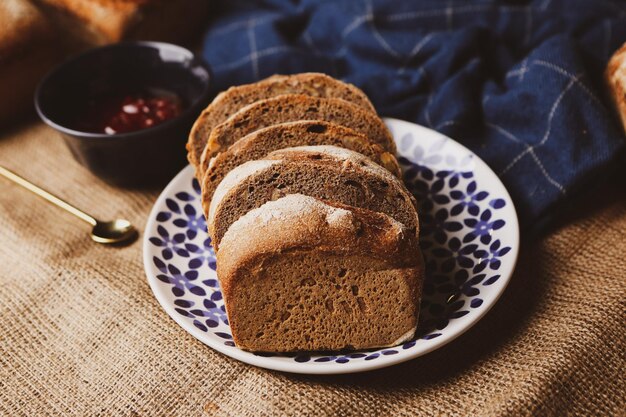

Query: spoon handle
[{"left": 0, "top": 165, "right": 97, "bottom": 226}]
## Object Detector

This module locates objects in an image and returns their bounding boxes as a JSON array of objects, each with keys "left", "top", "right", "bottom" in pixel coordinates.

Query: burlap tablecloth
[{"left": 0, "top": 121, "right": 624, "bottom": 416}]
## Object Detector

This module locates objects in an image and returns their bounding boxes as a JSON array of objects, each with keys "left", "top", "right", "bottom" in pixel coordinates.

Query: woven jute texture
[{"left": 0, "top": 121, "right": 624, "bottom": 417}]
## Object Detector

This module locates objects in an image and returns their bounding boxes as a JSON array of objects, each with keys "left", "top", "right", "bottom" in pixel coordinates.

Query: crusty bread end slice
[{"left": 217, "top": 194, "right": 424, "bottom": 352}]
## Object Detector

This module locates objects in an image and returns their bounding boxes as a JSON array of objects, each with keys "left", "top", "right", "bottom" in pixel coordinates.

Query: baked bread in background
[
  {"left": 0, "top": 0, "right": 210, "bottom": 128},
  {"left": 606, "top": 42, "right": 626, "bottom": 135},
  {"left": 0, "top": 0, "right": 61, "bottom": 127},
  {"left": 187, "top": 72, "right": 377, "bottom": 175},
  {"left": 32, "top": 0, "right": 210, "bottom": 47},
  {"left": 217, "top": 194, "right": 424, "bottom": 352}
]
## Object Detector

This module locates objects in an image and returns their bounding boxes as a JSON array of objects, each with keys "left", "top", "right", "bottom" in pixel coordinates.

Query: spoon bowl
[
  {"left": 0, "top": 165, "right": 138, "bottom": 246},
  {"left": 91, "top": 219, "right": 138, "bottom": 244}
]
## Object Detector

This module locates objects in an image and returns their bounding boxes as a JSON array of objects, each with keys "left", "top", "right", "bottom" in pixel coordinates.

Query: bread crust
[
  {"left": 201, "top": 94, "right": 396, "bottom": 172},
  {"left": 218, "top": 195, "right": 422, "bottom": 294},
  {"left": 200, "top": 119, "right": 400, "bottom": 176},
  {"left": 206, "top": 145, "right": 418, "bottom": 249},
  {"left": 186, "top": 73, "right": 377, "bottom": 172},
  {"left": 606, "top": 42, "right": 626, "bottom": 134},
  {"left": 217, "top": 194, "right": 424, "bottom": 351},
  {"left": 200, "top": 120, "right": 402, "bottom": 205}
]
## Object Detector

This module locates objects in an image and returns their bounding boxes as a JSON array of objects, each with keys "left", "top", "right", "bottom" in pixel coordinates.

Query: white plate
[{"left": 143, "top": 118, "right": 519, "bottom": 374}]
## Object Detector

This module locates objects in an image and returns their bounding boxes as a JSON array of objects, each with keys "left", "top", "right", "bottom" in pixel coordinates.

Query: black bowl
[{"left": 35, "top": 41, "right": 212, "bottom": 187}]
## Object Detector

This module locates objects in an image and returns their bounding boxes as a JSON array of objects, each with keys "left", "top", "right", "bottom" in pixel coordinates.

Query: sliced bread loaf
[
  {"left": 217, "top": 194, "right": 424, "bottom": 352},
  {"left": 200, "top": 94, "right": 396, "bottom": 172},
  {"left": 186, "top": 72, "right": 376, "bottom": 170},
  {"left": 201, "top": 121, "right": 401, "bottom": 204},
  {"left": 206, "top": 145, "right": 418, "bottom": 249}
]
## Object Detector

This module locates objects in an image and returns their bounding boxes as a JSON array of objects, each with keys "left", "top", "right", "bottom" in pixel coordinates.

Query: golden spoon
[{"left": 0, "top": 165, "right": 137, "bottom": 245}]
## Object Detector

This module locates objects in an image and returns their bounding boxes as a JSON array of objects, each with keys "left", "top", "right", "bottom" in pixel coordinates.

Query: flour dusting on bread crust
[
  {"left": 226, "top": 194, "right": 353, "bottom": 232},
  {"left": 206, "top": 145, "right": 419, "bottom": 249}
]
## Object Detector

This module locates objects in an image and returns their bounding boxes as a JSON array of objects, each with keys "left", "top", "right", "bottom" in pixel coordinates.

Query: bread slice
[
  {"left": 200, "top": 119, "right": 400, "bottom": 177},
  {"left": 201, "top": 94, "right": 396, "bottom": 172},
  {"left": 606, "top": 42, "right": 626, "bottom": 134},
  {"left": 200, "top": 95, "right": 396, "bottom": 173},
  {"left": 206, "top": 145, "right": 418, "bottom": 249},
  {"left": 201, "top": 121, "right": 401, "bottom": 204},
  {"left": 187, "top": 72, "right": 376, "bottom": 171},
  {"left": 217, "top": 194, "right": 424, "bottom": 352}
]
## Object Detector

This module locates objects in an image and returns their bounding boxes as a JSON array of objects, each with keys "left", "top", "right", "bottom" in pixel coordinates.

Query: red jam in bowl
[{"left": 74, "top": 91, "right": 183, "bottom": 134}]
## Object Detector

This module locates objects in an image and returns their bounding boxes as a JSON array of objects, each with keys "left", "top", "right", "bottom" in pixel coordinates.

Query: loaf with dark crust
[
  {"left": 217, "top": 194, "right": 424, "bottom": 352},
  {"left": 187, "top": 72, "right": 376, "bottom": 173},
  {"left": 201, "top": 121, "right": 401, "bottom": 204},
  {"left": 200, "top": 94, "right": 396, "bottom": 171},
  {"left": 206, "top": 145, "right": 418, "bottom": 249}
]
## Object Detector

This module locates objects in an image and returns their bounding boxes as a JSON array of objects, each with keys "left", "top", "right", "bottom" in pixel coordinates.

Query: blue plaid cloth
[{"left": 202, "top": 0, "right": 626, "bottom": 230}]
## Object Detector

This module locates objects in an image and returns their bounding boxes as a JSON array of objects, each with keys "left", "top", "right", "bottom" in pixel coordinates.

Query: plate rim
[{"left": 143, "top": 117, "right": 520, "bottom": 375}]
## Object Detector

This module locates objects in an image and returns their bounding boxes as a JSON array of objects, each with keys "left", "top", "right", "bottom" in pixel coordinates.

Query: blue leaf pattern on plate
[{"left": 147, "top": 127, "right": 512, "bottom": 365}]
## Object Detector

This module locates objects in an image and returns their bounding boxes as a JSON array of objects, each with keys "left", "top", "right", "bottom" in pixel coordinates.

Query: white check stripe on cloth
[
  {"left": 534, "top": 60, "right": 603, "bottom": 106},
  {"left": 205, "top": 5, "right": 615, "bottom": 202},
  {"left": 424, "top": 99, "right": 434, "bottom": 127},
  {"left": 247, "top": 19, "right": 260, "bottom": 79},
  {"left": 436, "top": 120, "right": 463, "bottom": 130},
  {"left": 398, "top": 33, "right": 437, "bottom": 74},
  {"left": 494, "top": 58, "right": 605, "bottom": 195},
  {"left": 342, "top": 14, "right": 371, "bottom": 38},
  {"left": 344, "top": 0, "right": 402, "bottom": 60},
  {"left": 212, "top": 46, "right": 318, "bottom": 72},
  {"left": 446, "top": 1, "right": 454, "bottom": 31},
  {"left": 499, "top": 74, "right": 577, "bottom": 180},
  {"left": 495, "top": 69, "right": 582, "bottom": 194},
  {"left": 506, "top": 58, "right": 529, "bottom": 82},
  {"left": 487, "top": 123, "right": 566, "bottom": 194},
  {"left": 384, "top": 4, "right": 527, "bottom": 22},
  {"left": 212, "top": 46, "right": 290, "bottom": 72},
  {"left": 385, "top": 4, "right": 490, "bottom": 22},
  {"left": 211, "top": 16, "right": 274, "bottom": 36},
  {"left": 370, "top": 23, "right": 401, "bottom": 59}
]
